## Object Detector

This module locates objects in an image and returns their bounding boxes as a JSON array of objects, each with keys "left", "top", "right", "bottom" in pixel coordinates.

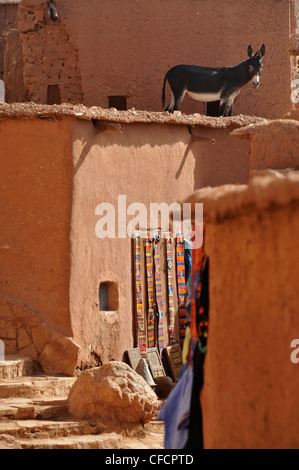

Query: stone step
[
  {"left": 0, "top": 396, "right": 69, "bottom": 420},
  {"left": 144, "top": 418, "right": 164, "bottom": 434},
  {"left": 0, "top": 418, "right": 97, "bottom": 440},
  {"left": 0, "top": 355, "right": 42, "bottom": 379},
  {"left": 9, "top": 432, "right": 124, "bottom": 449},
  {"left": 0, "top": 375, "right": 76, "bottom": 398}
]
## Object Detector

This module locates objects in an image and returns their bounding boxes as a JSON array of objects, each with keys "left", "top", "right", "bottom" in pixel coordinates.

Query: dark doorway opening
[
  {"left": 47, "top": 85, "right": 61, "bottom": 105},
  {"left": 108, "top": 95, "right": 127, "bottom": 111}
]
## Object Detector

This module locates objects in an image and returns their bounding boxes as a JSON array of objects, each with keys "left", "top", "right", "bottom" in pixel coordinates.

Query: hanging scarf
[
  {"left": 135, "top": 236, "right": 147, "bottom": 358},
  {"left": 145, "top": 238, "right": 155, "bottom": 349},
  {"left": 176, "top": 234, "right": 187, "bottom": 348},
  {"left": 166, "top": 238, "right": 175, "bottom": 344},
  {"left": 153, "top": 236, "right": 165, "bottom": 354}
]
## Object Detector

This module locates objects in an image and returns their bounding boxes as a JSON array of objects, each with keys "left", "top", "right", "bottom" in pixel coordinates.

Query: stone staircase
[{"left": 0, "top": 356, "right": 164, "bottom": 449}]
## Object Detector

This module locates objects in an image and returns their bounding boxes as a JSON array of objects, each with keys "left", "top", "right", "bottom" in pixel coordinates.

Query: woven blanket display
[
  {"left": 134, "top": 236, "right": 147, "bottom": 358},
  {"left": 176, "top": 235, "right": 188, "bottom": 348},
  {"left": 145, "top": 238, "right": 155, "bottom": 349},
  {"left": 134, "top": 234, "right": 189, "bottom": 355}
]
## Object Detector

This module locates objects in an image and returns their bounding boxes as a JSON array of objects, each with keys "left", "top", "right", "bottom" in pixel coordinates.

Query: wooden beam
[{"left": 92, "top": 119, "right": 124, "bottom": 133}]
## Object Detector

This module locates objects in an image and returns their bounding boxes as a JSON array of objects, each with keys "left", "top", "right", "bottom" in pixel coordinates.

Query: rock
[
  {"left": 154, "top": 376, "right": 174, "bottom": 399},
  {"left": 0, "top": 293, "right": 80, "bottom": 376},
  {"left": 38, "top": 336, "right": 80, "bottom": 377},
  {"left": 68, "top": 361, "right": 159, "bottom": 433}
]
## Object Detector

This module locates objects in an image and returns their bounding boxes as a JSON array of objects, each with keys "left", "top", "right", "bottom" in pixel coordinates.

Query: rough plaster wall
[
  {"left": 0, "top": 3, "right": 19, "bottom": 81},
  {"left": 60, "top": 0, "right": 291, "bottom": 118},
  {"left": 4, "top": 28, "right": 27, "bottom": 102},
  {"left": 70, "top": 120, "right": 196, "bottom": 367},
  {"left": 17, "top": 0, "right": 83, "bottom": 104},
  {"left": 0, "top": 118, "right": 74, "bottom": 338},
  {"left": 202, "top": 203, "right": 299, "bottom": 448}
]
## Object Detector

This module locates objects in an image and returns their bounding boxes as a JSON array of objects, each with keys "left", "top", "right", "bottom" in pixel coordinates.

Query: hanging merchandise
[
  {"left": 134, "top": 236, "right": 147, "bottom": 358},
  {"left": 176, "top": 234, "right": 188, "bottom": 348},
  {"left": 145, "top": 238, "right": 155, "bottom": 349},
  {"left": 166, "top": 238, "right": 175, "bottom": 344},
  {"left": 153, "top": 236, "right": 165, "bottom": 354}
]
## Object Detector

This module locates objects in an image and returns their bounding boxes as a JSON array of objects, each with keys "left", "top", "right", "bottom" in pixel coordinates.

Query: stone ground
[{"left": 0, "top": 356, "right": 165, "bottom": 450}]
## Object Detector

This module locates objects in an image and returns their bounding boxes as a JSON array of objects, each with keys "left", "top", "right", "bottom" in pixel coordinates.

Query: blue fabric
[{"left": 158, "top": 365, "right": 194, "bottom": 449}]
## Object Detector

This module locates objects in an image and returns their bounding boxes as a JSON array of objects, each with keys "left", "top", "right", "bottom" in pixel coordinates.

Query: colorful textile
[
  {"left": 176, "top": 235, "right": 188, "bottom": 347},
  {"left": 145, "top": 238, "right": 155, "bottom": 349},
  {"left": 135, "top": 236, "right": 147, "bottom": 358},
  {"left": 166, "top": 238, "right": 175, "bottom": 344},
  {"left": 153, "top": 237, "right": 165, "bottom": 354}
]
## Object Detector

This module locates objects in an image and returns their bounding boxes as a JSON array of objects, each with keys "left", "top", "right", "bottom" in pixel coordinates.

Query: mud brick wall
[
  {"left": 0, "top": 2, "right": 19, "bottom": 81},
  {"left": 17, "top": 0, "right": 83, "bottom": 104}
]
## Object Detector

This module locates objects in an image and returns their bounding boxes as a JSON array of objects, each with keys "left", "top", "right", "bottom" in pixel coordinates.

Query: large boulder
[{"left": 68, "top": 361, "right": 159, "bottom": 433}]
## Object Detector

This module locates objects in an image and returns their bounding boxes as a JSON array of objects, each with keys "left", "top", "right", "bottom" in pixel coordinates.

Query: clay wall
[
  {"left": 231, "top": 119, "right": 299, "bottom": 172},
  {"left": 0, "top": 106, "right": 252, "bottom": 370},
  {"left": 14, "top": 0, "right": 292, "bottom": 119},
  {"left": 0, "top": 1, "right": 19, "bottom": 81},
  {"left": 0, "top": 117, "right": 74, "bottom": 339},
  {"left": 202, "top": 182, "right": 299, "bottom": 448},
  {"left": 16, "top": 0, "right": 83, "bottom": 105},
  {"left": 183, "top": 172, "right": 299, "bottom": 448}
]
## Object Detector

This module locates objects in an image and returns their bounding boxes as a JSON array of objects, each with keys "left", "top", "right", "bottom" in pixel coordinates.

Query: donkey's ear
[
  {"left": 247, "top": 45, "right": 254, "bottom": 58},
  {"left": 259, "top": 44, "right": 265, "bottom": 57}
]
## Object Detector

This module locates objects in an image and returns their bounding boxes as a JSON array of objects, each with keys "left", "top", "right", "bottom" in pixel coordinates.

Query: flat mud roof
[{"left": 0, "top": 103, "right": 267, "bottom": 129}]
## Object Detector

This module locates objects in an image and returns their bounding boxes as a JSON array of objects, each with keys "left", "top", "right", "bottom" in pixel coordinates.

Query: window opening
[
  {"left": 108, "top": 95, "right": 127, "bottom": 111},
  {"left": 47, "top": 84, "right": 61, "bottom": 105},
  {"left": 99, "top": 281, "right": 118, "bottom": 311}
]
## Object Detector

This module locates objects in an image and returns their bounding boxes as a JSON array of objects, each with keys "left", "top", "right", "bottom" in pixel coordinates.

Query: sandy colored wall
[
  {"left": 0, "top": 111, "right": 253, "bottom": 371},
  {"left": 69, "top": 120, "right": 197, "bottom": 366},
  {"left": 231, "top": 119, "right": 299, "bottom": 172},
  {"left": 16, "top": 0, "right": 83, "bottom": 105},
  {"left": 0, "top": 2, "right": 19, "bottom": 80},
  {"left": 15, "top": 0, "right": 292, "bottom": 119},
  {"left": 0, "top": 118, "right": 73, "bottom": 338},
  {"left": 201, "top": 198, "right": 299, "bottom": 448},
  {"left": 62, "top": 0, "right": 291, "bottom": 118}
]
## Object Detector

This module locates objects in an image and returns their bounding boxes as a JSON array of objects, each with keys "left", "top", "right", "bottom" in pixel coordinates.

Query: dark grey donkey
[{"left": 162, "top": 44, "right": 265, "bottom": 116}]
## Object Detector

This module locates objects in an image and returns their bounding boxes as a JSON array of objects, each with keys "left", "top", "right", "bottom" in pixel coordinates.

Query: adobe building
[
  {"left": 1, "top": 0, "right": 298, "bottom": 119},
  {"left": 0, "top": 102, "right": 264, "bottom": 376}
]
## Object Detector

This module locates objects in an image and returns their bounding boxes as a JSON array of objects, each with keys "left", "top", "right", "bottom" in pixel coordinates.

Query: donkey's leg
[
  {"left": 218, "top": 98, "right": 228, "bottom": 117},
  {"left": 166, "top": 92, "right": 176, "bottom": 112},
  {"left": 226, "top": 98, "right": 234, "bottom": 117},
  {"left": 173, "top": 89, "right": 186, "bottom": 111}
]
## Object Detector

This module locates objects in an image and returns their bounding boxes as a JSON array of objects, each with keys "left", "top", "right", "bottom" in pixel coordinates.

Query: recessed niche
[
  {"left": 108, "top": 95, "right": 127, "bottom": 111},
  {"left": 99, "top": 281, "right": 118, "bottom": 311}
]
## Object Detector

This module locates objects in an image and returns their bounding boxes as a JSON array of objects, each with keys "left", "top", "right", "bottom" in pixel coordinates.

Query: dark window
[
  {"left": 47, "top": 85, "right": 61, "bottom": 105},
  {"left": 108, "top": 95, "right": 127, "bottom": 111},
  {"left": 206, "top": 100, "right": 220, "bottom": 117},
  {"left": 99, "top": 282, "right": 118, "bottom": 311}
]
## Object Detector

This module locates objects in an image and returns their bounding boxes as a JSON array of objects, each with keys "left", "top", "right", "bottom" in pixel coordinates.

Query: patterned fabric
[
  {"left": 176, "top": 234, "right": 188, "bottom": 347},
  {"left": 135, "top": 236, "right": 147, "bottom": 358},
  {"left": 153, "top": 237, "right": 165, "bottom": 354},
  {"left": 166, "top": 238, "right": 175, "bottom": 344},
  {"left": 145, "top": 238, "right": 155, "bottom": 348}
]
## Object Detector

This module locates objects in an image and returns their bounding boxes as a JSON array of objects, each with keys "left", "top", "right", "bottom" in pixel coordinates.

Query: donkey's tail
[{"left": 162, "top": 73, "right": 168, "bottom": 108}]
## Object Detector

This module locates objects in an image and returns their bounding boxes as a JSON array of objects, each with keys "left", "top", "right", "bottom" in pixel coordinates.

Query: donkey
[{"left": 162, "top": 44, "right": 265, "bottom": 116}]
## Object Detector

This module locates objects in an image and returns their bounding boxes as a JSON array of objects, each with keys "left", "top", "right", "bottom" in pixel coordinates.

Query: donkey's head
[{"left": 247, "top": 44, "right": 265, "bottom": 88}]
